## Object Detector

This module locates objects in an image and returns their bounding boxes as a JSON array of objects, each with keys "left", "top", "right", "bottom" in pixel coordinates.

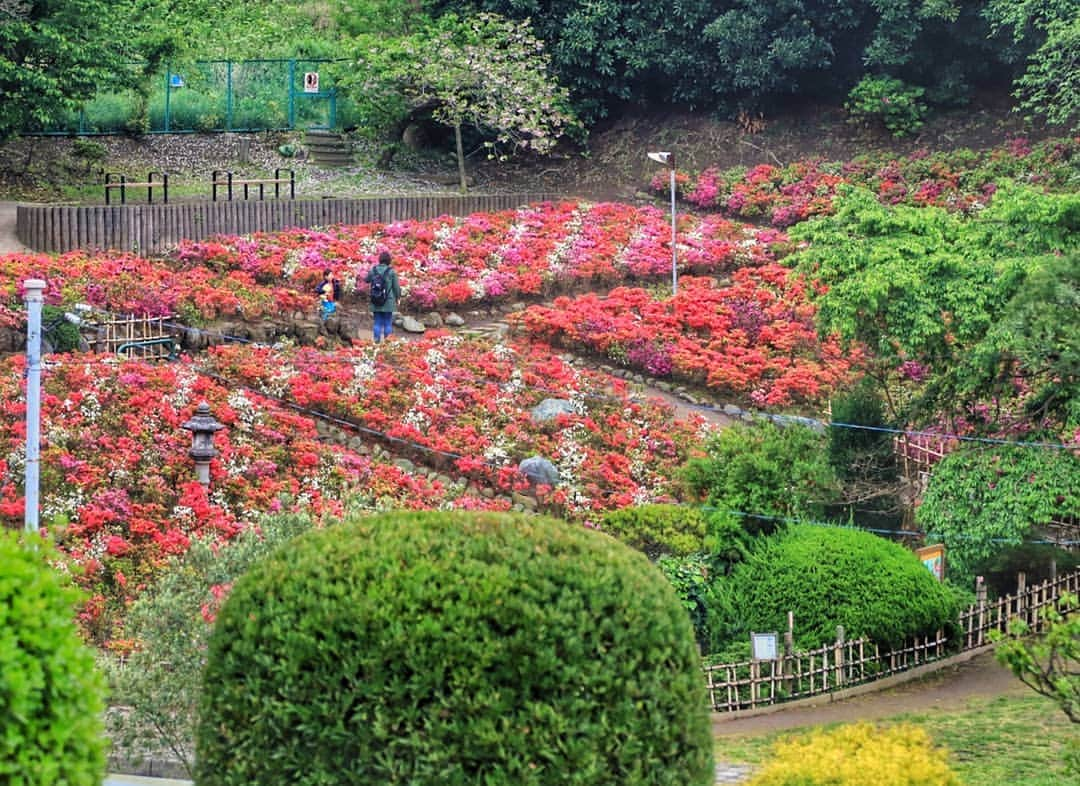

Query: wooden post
[
  {"left": 835, "top": 625, "right": 846, "bottom": 687},
  {"left": 976, "top": 575, "right": 987, "bottom": 646},
  {"left": 1017, "top": 571, "right": 1028, "bottom": 625},
  {"left": 783, "top": 611, "right": 794, "bottom": 696}
]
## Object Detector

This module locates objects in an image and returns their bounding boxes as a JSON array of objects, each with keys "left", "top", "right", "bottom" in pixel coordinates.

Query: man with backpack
[{"left": 365, "top": 250, "right": 402, "bottom": 342}]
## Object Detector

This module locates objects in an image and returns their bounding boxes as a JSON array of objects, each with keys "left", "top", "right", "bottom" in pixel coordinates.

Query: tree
[
  {"left": 0, "top": 0, "right": 127, "bottom": 138},
  {"left": 986, "top": 0, "right": 1079, "bottom": 128},
  {"left": 993, "top": 592, "right": 1080, "bottom": 723},
  {"left": 379, "top": 13, "right": 580, "bottom": 193},
  {"left": 916, "top": 446, "right": 1080, "bottom": 586}
]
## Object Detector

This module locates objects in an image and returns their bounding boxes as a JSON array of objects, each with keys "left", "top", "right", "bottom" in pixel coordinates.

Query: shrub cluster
[
  {"left": 196, "top": 511, "right": 714, "bottom": 786},
  {"left": 0, "top": 532, "right": 106, "bottom": 785},
  {"left": 599, "top": 503, "right": 708, "bottom": 559},
  {"left": 747, "top": 722, "right": 960, "bottom": 785},
  {"left": 708, "top": 525, "right": 958, "bottom": 651}
]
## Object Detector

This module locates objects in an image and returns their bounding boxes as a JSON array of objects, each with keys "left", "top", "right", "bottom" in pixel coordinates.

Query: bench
[
  {"left": 104, "top": 172, "right": 169, "bottom": 205},
  {"left": 211, "top": 169, "right": 295, "bottom": 201}
]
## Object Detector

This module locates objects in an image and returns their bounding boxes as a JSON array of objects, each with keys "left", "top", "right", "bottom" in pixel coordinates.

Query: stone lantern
[{"left": 181, "top": 401, "right": 224, "bottom": 486}]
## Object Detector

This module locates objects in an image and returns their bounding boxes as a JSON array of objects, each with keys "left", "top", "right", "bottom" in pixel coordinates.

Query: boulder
[
  {"left": 518, "top": 456, "right": 560, "bottom": 487},
  {"left": 421, "top": 311, "right": 443, "bottom": 328},
  {"left": 530, "top": 398, "right": 575, "bottom": 423},
  {"left": 401, "top": 316, "right": 426, "bottom": 333},
  {"left": 446, "top": 313, "right": 466, "bottom": 326}
]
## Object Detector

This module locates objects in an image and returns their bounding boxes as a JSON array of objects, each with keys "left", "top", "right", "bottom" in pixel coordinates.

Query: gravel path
[{"left": 0, "top": 202, "right": 27, "bottom": 253}]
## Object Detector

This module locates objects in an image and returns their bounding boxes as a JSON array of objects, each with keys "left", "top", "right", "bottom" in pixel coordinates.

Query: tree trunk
[{"left": 454, "top": 122, "right": 468, "bottom": 194}]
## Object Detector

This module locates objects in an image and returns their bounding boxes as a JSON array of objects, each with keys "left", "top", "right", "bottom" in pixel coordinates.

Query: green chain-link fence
[{"left": 24, "top": 59, "right": 359, "bottom": 135}]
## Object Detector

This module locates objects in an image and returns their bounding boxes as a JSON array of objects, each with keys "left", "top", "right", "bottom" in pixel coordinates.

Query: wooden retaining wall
[{"left": 15, "top": 194, "right": 565, "bottom": 256}]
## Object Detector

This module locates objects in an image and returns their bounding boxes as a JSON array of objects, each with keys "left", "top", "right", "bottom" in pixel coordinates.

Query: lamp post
[
  {"left": 648, "top": 151, "right": 678, "bottom": 295},
  {"left": 23, "top": 279, "right": 45, "bottom": 532},
  {"left": 181, "top": 402, "right": 224, "bottom": 486}
]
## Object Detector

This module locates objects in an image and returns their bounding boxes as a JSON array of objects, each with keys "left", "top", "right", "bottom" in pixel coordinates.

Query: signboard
[
  {"left": 750, "top": 632, "right": 778, "bottom": 661},
  {"left": 169, "top": 74, "right": 184, "bottom": 88},
  {"left": 303, "top": 72, "right": 320, "bottom": 93},
  {"left": 917, "top": 544, "right": 946, "bottom": 582}
]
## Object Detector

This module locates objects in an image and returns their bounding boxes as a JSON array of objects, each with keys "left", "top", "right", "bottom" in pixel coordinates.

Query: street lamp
[
  {"left": 181, "top": 401, "right": 224, "bottom": 486},
  {"left": 648, "top": 151, "right": 678, "bottom": 295}
]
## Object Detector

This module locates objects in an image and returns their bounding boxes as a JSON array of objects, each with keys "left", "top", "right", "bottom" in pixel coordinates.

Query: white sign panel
[{"left": 303, "top": 72, "right": 320, "bottom": 93}]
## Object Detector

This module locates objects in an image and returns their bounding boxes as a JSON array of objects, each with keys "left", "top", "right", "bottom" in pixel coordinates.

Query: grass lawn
[{"left": 716, "top": 694, "right": 1078, "bottom": 785}]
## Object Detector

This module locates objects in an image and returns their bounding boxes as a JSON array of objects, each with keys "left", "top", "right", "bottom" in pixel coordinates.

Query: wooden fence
[
  {"left": 15, "top": 194, "right": 565, "bottom": 257},
  {"left": 705, "top": 567, "right": 1080, "bottom": 713}
]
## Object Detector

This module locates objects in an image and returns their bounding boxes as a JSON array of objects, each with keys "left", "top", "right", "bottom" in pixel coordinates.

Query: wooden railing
[
  {"left": 705, "top": 567, "right": 1080, "bottom": 713},
  {"left": 15, "top": 193, "right": 566, "bottom": 257}
]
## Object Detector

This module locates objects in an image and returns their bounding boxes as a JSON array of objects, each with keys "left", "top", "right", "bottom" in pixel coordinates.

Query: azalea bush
[
  {"left": 651, "top": 136, "right": 1080, "bottom": 228},
  {"left": 174, "top": 201, "right": 791, "bottom": 312},
  {"left": 511, "top": 267, "right": 863, "bottom": 407},
  {"left": 200, "top": 333, "right": 708, "bottom": 518},
  {"left": 0, "top": 353, "right": 504, "bottom": 644}
]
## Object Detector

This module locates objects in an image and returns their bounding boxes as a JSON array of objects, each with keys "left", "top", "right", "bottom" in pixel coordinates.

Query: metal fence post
[
  {"left": 226, "top": 60, "right": 234, "bottom": 131},
  {"left": 164, "top": 68, "right": 171, "bottom": 133},
  {"left": 288, "top": 59, "right": 296, "bottom": 129}
]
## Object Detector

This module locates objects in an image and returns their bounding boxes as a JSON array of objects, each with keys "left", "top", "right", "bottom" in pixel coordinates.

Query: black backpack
[{"left": 368, "top": 266, "right": 390, "bottom": 306}]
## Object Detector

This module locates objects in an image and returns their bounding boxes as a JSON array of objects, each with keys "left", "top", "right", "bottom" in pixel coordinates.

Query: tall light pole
[
  {"left": 648, "top": 151, "right": 678, "bottom": 295},
  {"left": 23, "top": 279, "right": 45, "bottom": 532}
]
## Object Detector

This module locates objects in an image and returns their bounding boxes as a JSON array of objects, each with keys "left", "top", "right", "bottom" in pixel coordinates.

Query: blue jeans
[{"left": 373, "top": 311, "right": 393, "bottom": 342}]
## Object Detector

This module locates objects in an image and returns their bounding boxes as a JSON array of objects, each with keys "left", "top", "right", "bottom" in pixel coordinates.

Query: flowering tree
[{"left": 388, "top": 13, "right": 580, "bottom": 192}]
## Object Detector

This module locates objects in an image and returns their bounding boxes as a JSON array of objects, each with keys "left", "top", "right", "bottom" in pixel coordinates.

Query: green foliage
[
  {"left": 993, "top": 591, "right": 1080, "bottom": 726},
  {"left": 0, "top": 531, "right": 107, "bottom": 784},
  {"left": 789, "top": 185, "right": 1080, "bottom": 429},
  {"left": 973, "top": 543, "right": 1080, "bottom": 599},
  {"left": 746, "top": 722, "right": 961, "bottom": 786},
  {"left": 105, "top": 512, "right": 315, "bottom": 778},
  {"left": 196, "top": 511, "right": 714, "bottom": 786},
  {"left": 828, "top": 381, "right": 895, "bottom": 481},
  {"left": 680, "top": 421, "right": 840, "bottom": 529},
  {"left": 708, "top": 524, "right": 959, "bottom": 651},
  {"left": 917, "top": 446, "right": 1080, "bottom": 587},
  {"left": 656, "top": 553, "right": 711, "bottom": 650},
  {"left": 41, "top": 305, "right": 83, "bottom": 353},
  {"left": 845, "top": 75, "right": 928, "bottom": 137},
  {"left": 600, "top": 503, "right": 707, "bottom": 559},
  {"left": 0, "top": 0, "right": 129, "bottom": 139}
]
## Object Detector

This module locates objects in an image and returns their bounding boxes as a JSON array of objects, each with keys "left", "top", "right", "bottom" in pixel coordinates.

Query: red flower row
[{"left": 511, "top": 267, "right": 864, "bottom": 407}]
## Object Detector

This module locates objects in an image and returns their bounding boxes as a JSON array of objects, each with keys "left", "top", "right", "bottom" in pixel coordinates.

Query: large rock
[
  {"left": 518, "top": 456, "right": 559, "bottom": 487},
  {"left": 530, "top": 398, "right": 575, "bottom": 423},
  {"left": 446, "top": 312, "right": 466, "bottom": 327},
  {"left": 421, "top": 312, "right": 443, "bottom": 328},
  {"left": 401, "top": 315, "right": 426, "bottom": 334}
]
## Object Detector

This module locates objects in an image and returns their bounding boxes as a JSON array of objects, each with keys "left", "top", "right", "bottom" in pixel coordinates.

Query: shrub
[
  {"left": 196, "top": 511, "right": 714, "bottom": 786},
  {"left": 707, "top": 525, "right": 958, "bottom": 652},
  {"left": 846, "top": 76, "right": 928, "bottom": 137},
  {"left": 973, "top": 543, "right": 1080, "bottom": 599},
  {"left": 0, "top": 531, "right": 107, "bottom": 785},
  {"left": 746, "top": 722, "right": 960, "bottom": 786},
  {"left": 680, "top": 421, "right": 840, "bottom": 530},
  {"left": 106, "top": 512, "right": 316, "bottom": 778},
  {"left": 600, "top": 503, "right": 708, "bottom": 559},
  {"left": 827, "top": 381, "right": 894, "bottom": 481}
]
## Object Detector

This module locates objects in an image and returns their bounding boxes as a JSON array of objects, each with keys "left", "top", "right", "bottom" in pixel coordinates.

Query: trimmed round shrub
[
  {"left": 746, "top": 722, "right": 960, "bottom": 785},
  {"left": 600, "top": 503, "right": 708, "bottom": 559},
  {"left": 0, "top": 531, "right": 107, "bottom": 784},
  {"left": 196, "top": 511, "right": 714, "bottom": 786},
  {"left": 708, "top": 525, "right": 958, "bottom": 651}
]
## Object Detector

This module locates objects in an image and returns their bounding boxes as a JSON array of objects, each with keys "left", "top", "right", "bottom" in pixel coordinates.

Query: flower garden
[{"left": 1, "top": 137, "right": 1077, "bottom": 687}]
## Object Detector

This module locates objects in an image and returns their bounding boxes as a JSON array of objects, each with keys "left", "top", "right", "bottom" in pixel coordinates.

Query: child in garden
[{"left": 317, "top": 269, "right": 341, "bottom": 322}]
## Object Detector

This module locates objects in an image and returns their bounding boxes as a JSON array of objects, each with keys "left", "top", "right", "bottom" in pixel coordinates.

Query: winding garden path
[{"left": 0, "top": 202, "right": 27, "bottom": 253}]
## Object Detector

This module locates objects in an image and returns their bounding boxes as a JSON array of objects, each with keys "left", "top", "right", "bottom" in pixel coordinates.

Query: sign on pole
[{"left": 303, "top": 72, "right": 320, "bottom": 93}]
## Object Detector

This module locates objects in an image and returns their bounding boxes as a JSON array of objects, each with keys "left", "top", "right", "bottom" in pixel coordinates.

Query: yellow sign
[{"left": 916, "top": 544, "right": 945, "bottom": 582}]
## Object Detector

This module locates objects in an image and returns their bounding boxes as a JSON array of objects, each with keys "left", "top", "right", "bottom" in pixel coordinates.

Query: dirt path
[
  {"left": 712, "top": 650, "right": 1026, "bottom": 738},
  {"left": 0, "top": 202, "right": 27, "bottom": 254}
]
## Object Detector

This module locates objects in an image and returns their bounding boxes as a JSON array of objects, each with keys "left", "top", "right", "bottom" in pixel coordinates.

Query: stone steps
[{"left": 303, "top": 130, "right": 354, "bottom": 168}]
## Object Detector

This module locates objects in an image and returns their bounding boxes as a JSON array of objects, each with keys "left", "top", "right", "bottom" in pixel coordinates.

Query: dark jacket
[{"left": 365, "top": 263, "right": 401, "bottom": 313}]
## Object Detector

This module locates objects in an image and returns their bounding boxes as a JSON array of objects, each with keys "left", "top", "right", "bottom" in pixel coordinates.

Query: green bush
[
  {"left": 0, "top": 531, "right": 107, "bottom": 784},
  {"left": 828, "top": 382, "right": 894, "bottom": 481},
  {"left": 680, "top": 421, "right": 840, "bottom": 531},
  {"left": 196, "top": 511, "right": 714, "bottom": 786},
  {"left": 973, "top": 543, "right": 1080, "bottom": 599},
  {"left": 41, "top": 305, "right": 83, "bottom": 353},
  {"left": 106, "top": 511, "right": 316, "bottom": 779},
  {"left": 708, "top": 525, "right": 958, "bottom": 652},
  {"left": 845, "top": 76, "right": 928, "bottom": 138},
  {"left": 600, "top": 503, "right": 708, "bottom": 559}
]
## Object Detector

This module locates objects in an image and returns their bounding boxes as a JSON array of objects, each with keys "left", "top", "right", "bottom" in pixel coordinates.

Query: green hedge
[
  {"left": 0, "top": 532, "right": 106, "bottom": 785},
  {"left": 708, "top": 525, "right": 958, "bottom": 651},
  {"left": 196, "top": 511, "right": 714, "bottom": 786},
  {"left": 599, "top": 503, "right": 708, "bottom": 559}
]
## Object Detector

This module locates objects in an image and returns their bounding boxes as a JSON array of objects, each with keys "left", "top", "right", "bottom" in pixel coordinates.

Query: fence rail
[
  {"left": 15, "top": 194, "right": 565, "bottom": 256},
  {"left": 705, "top": 567, "right": 1080, "bottom": 713}
]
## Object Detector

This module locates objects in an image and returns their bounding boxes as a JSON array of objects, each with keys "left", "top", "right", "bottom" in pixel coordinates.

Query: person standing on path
[{"left": 365, "top": 250, "right": 401, "bottom": 343}]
